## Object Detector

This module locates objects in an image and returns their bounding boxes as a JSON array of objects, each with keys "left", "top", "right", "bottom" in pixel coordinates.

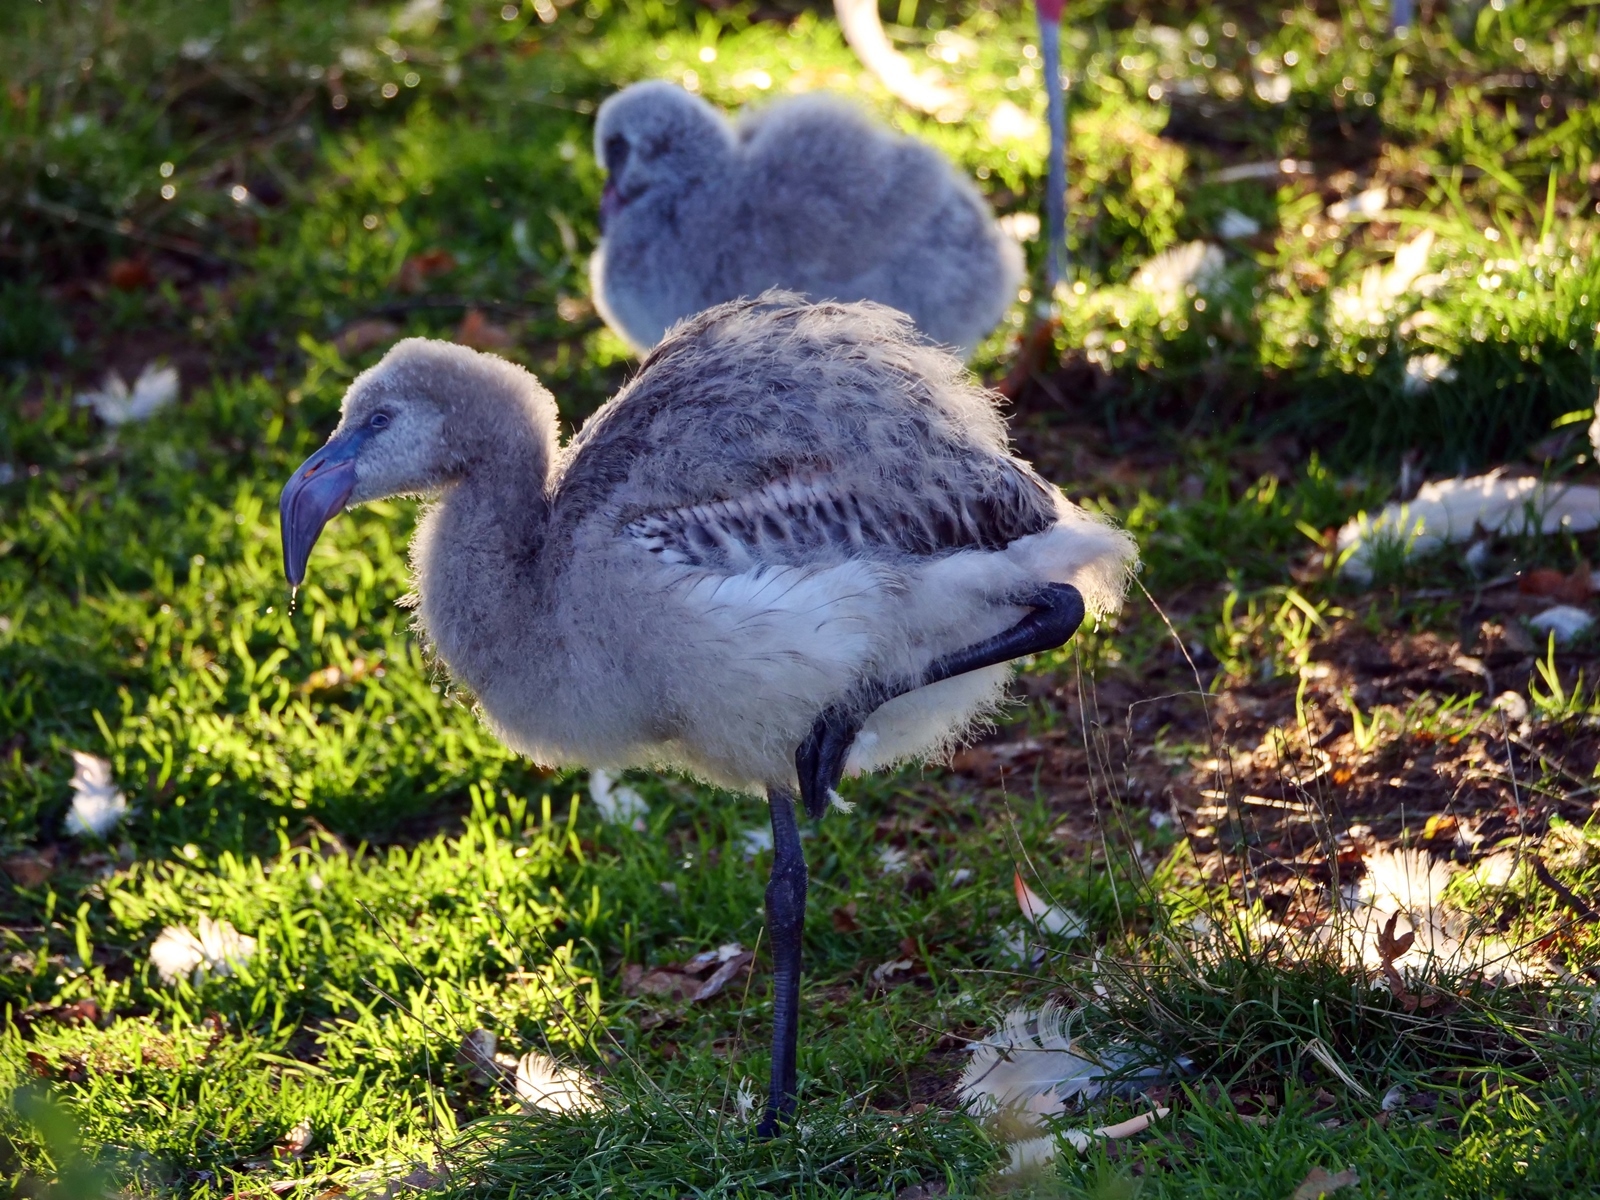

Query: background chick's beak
[
  {"left": 279, "top": 432, "right": 364, "bottom": 586},
  {"left": 599, "top": 179, "right": 620, "bottom": 234}
]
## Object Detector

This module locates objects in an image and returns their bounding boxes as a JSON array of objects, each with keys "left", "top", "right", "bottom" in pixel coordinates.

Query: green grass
[{"left": 4, "top": 0, "right": 1600, "bottom": 1196}]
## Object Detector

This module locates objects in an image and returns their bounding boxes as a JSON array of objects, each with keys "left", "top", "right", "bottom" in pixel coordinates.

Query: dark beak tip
[{"left": 279, "top": 451, "right": 357, "bottom": 587}]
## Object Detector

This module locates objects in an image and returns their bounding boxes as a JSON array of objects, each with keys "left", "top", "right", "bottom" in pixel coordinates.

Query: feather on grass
[{"left": 64, "top": 751, "right": 128, "bottom": 839}]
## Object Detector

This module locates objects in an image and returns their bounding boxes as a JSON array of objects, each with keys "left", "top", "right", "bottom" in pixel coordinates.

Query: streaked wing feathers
[{"left": 625, "top": 468, "right": 1055, "bottom": 571}]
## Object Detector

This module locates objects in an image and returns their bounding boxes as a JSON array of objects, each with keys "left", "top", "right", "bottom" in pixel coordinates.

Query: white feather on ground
[
  {"left": 64, "top": 751, "right": 128, "bottom": 839},
  {"left": 1330, "top": 229, "right": 1438, "bottom": 327},
  {"left": 586, "top": 768, "right": 648, "bottom": 824},
  {"left": 1327, "top": 186, "right": 1388, "bottom": 223},
  {"left": 1014, "top": 872, "right": 1088, "bottom": 937},
  {"left": 514, "top": 1051, "right": 600, "bottom": 1113},
  {"left": 1132, "top": 241, "right": 1226, "bottom": 309},
  {"left": 76, "top": 363, "right": 179, "bottom": 426},
  {"left": 958, "top": 1002, "right": 1145, "bottom": 1121},
  {"left": 1340, "top": 848, "right": 1531, "bottom": 980},
  {"left": 1338, "top": 470, "right": 1600, "bottom": 583},
  {"left": 961, "top": 1004, "right": 1176, "bottom": 1175},
  {"left": 998, "top": 1109, "right": 1170, "bottom": 1174},
  {"left": 1002, "top": 1136, "right": 1062, "bottom": 1175},
  {"left": 1216, "top": 209, "right": 1261, "bottom": 239},
  {"left": 149, "top": 916, "right": 257, "bottom": 985},
  {"left": 1402, "top": 352, "right": 1457, "bottom": 395},
  {"left": 877, "top": 845, "right": 909, "bottom": 875},
  {"left": 733, "top": 1077, "right": 759, "bottom": 1121},
  {"left": 1192, "top": 873, "right": 1531, "bottom": 987},
  {"left": 1361, "top": 846, "right": 1455, "bottom": 914}
]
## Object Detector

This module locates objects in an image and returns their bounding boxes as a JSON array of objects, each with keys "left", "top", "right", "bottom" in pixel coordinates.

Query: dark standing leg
[
  {"left": 758, "top": 786, "right": 807, "bottom": 1137},
  {"left": 797, "top": 582, "right": 1086, "bottom": 812},
  {"left": 768, "top": 582, "right": 1085, "bottom": 1133}
]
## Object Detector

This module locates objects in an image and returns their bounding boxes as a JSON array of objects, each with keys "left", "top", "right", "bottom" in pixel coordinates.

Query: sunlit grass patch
[
  {"left": 449, "top": 1087, "right": 995, "bottom": 1199},
  {"left": 4, "top": 787, "right": 595, "bottom": 1190}
]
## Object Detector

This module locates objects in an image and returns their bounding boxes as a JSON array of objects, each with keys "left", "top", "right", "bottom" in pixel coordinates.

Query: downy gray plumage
[
  {"left": 278, "top": 292, "right": 1136, "bottom": 1131},
  {"left": 590, "top": 82, "right": 1024, "bottom": 358}
]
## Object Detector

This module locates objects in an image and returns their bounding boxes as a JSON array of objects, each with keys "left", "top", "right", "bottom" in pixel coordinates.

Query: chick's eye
[{"left": 369, "top": 412, "right": 391, "bottom": 430}]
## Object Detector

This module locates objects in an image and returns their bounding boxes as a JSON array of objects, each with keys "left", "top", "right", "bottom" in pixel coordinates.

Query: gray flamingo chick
[
  {"left": 278, "top": 293, "right": 1135, "bottom": 1133},
  {"left": 590, "top": 81, "right": 1023, "bottom": 358}
]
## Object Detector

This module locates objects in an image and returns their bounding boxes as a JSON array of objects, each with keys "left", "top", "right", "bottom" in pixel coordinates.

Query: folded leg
[
  {"left": 772, "top": 582, "right": 1086, "bottom": 1129},
  {"left": 796, "top": 582, "right": 1086, "bottom": 818}
]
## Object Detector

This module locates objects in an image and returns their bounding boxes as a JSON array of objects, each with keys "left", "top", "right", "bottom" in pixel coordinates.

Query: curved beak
[
  {"left": 599, "top": 178, "right": 621, "bottom": 234},
  {"left": 279, "top": 430, "right": 366, "bottom": 586}
]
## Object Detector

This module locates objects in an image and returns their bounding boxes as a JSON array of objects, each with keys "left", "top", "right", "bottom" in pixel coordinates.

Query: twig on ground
[{"left": 1531, "top": 857, "right": 1600, "bottom": 923}]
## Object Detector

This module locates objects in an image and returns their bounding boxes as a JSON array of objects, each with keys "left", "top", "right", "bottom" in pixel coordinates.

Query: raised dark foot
[{"left": 795, "top": 684, "right": 887, "bottom": 820}]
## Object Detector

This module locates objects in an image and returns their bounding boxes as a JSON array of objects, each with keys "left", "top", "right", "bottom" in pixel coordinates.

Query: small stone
[{"left": 1528, "top": 605, "right": 1594, "bottom": 645}]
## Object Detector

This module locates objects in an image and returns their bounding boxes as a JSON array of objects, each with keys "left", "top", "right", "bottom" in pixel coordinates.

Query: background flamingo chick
[{"left": 590, "top": 81, "right": 1024, "bottom": 358}]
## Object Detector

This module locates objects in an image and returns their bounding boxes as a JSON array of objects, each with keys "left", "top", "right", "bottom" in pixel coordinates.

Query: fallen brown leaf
[
  {"left": 1291, "top": 1165, "right": 1360, "bottom": 1199},
  {"left": 624, "top": 944, "right": 755, "bottom": 1003},
  {"left": 457, "top": 1027, "right": 503, "bottom": 1086},
  {"left": 1518, "top": 566, "right": 1592, "bottom": 604},
  {"left": 53, "top": 997, "right": 100, "bottom": 1026},
  {"left": 397, "top": 248, "right": 457, "bottom": 293},
  {"left": 1377, "top": 912, "right": 1424, "bottom": 1013},
  {"left": 26, "top": 1051, "right": 86, "bottom": 1083},
  {"left": 3, "top": 848, "right": 57, "bottom": 888},
  {"left": 107, "top": 257, "right": 155, "bottom": 291},
  {"left": 831, "top": 901, "right": 861, "bottom": 933},
  {"left": 693, "top": 950, "right": 754, "bottom": 1001},
  {"left": 1421, "top": 813, "right": 1459, "bottom": 843},
  {"left": 1376, "top": 911, "right": 1415, "bottom": 966},
  {"left": 334, "top": 318, "right": 400, "bottom": 357},
  {"left": 994, "top": 318, "right": 1059, "bottom": 400},
  {"left": 455, "top": 308, "right": 514, "bottom": 351},
  {"left": 623, "top": 966, "right": 701, "bottom": 1001}
]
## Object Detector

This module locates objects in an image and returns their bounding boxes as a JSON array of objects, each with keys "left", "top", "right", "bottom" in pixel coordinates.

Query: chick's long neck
[{"left": 414, "top": 391, "right": 556, "bottom": 700}]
